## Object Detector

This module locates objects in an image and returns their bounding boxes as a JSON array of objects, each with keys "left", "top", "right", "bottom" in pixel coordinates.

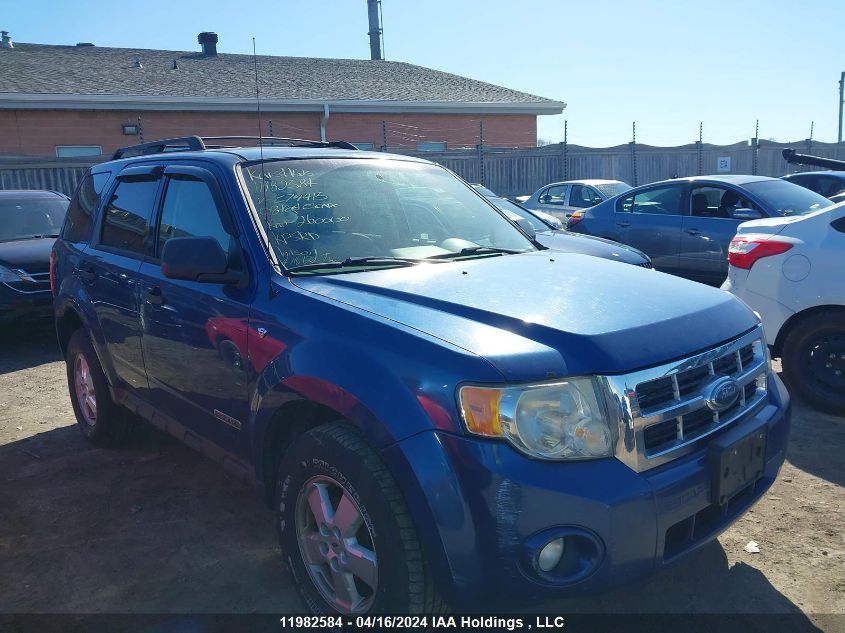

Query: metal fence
[{"left": 2, "top": 139, "right": 844, "bottom": 198}]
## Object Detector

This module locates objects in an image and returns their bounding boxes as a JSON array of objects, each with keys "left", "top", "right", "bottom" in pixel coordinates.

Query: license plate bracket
[{"left": 708, "top": 424, "right": 767, "bottom": 505}]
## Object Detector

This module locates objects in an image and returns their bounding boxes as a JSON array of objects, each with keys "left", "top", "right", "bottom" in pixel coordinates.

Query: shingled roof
[{"left": 0, "top": 42, "right": 564, "bottom": 115}]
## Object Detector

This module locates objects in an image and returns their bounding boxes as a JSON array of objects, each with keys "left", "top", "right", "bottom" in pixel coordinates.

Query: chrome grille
[{"left": 602, "top": 327, "right": 769, "bottom": 472}]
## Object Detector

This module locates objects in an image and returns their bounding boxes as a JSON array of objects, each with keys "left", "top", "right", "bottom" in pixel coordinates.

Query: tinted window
[
  {"left": 101, "top": 179, "right": 159, "bottom": 254},
  {"left": 617, "top": 185, "right": 684, "bottom": 215},
  {"left": 569, "top": 185, "right": 602, "bottom": 208},
  {"left": 63, "top": 173, "right": 109, "bottom": 243},
  {"left": 0, "top": 195, "right": 68, "bottom": 242},
  {"left": 158, "top": 177, "right": 231, "bottom": 257},
  {"left": 690, "top": 186, "right": 758, "bottom": 218},
  {"left": 743, "top": 180, "right": 831, "bottom": 216},
  {"left": 540, "top": 185, "right": 568, "bottom": 205},
  {"left": 832, "top": 216, "right": 845, "bottom": 233},
  {"left": 818, "top": 176, "right": 845, "bottom": 198}
]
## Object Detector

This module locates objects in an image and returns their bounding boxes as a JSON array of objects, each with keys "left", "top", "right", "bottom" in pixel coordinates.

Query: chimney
[
  {"left": 0, "top": 31, "right": 13, "bottom": 49},
  {"left": 198, "top": 32, "right": 218, "bottom": 56},
  {"left": 366, "top": 0, "right": 383, "bottom": 60}
]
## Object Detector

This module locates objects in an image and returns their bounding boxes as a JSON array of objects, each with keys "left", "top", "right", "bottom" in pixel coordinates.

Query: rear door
[
  {"left": 137, "top": 163, "right": 252, "bottom": 454},
  {"left": 614, "top": 183, "right": 685, "bottom": 274},
  {"left": 681, "top": 184, "right": 762, "bottom": 285},
  {"left": 79, "top": 165, "right": 163, "bottom": 393}
]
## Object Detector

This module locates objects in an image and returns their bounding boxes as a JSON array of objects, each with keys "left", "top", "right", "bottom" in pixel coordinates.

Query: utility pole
[{"left": 839, "top": 71, "right": 844, "bottom": 143}]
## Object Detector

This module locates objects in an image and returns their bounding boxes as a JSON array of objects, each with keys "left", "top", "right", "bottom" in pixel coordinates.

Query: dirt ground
[{"left": 0, "top": 323, "right": 843, "bottom": 630}]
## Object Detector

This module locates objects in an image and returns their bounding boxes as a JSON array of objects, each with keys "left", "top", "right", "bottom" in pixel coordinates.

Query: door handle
[
  {"left": 616, "top": 221, "right": 631, "bottom": 228},
  {"left": 146, "top": 286, "right": 164, "bottom": 305},
  {"left": 76, "top": 266, "right": 96, "bottom": 282},
  {"left": 685, "top": 228, "right": 702, "bottom": 236}
]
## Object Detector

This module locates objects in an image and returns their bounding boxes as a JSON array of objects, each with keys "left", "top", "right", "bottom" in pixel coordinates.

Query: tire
[
  {"left": 781, "top": 311, "right": 845, "bottom": 415},
  {"left": 276, "top": 422, "right": 445, "bottom": 615},
  {"left": 66, "top": 329, "right": 135, "bottom": 446}
]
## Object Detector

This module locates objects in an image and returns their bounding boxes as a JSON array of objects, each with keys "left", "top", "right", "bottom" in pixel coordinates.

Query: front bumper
[
  {"left": 0, "top": 285, "right": 53, "bottom": 324},
  {"left": 383, "top": 373, "right": 790, "bottom": 605}
]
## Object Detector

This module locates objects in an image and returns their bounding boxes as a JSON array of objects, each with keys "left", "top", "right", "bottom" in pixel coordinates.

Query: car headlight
[
  {"left": 0, "top": 265, "right": 24, "bottom": 283},
  {"left": 458, "top": 378, "right": 616, "bottom": 460}
]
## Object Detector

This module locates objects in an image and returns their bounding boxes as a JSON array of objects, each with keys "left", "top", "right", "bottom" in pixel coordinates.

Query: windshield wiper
[
  {"left": 285, "top": 256, "right": 443, "bottom": 275},
  {"left": 426, "top": 246, "right": 527, "bottom": 260}
]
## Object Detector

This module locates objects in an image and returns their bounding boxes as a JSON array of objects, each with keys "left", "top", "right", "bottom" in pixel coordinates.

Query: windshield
[
  {"left": 594, "top": 182, "right": 632, "bottom": 198},
  {"left": 241, "top": 159, "right": 535, "bottom": 272},
  {"left": 490, "top": 198, "right": 548, "bottom": 232},
  {"left": 471, "top": 184, "right": 498, "bottom": 197},
  {"left": 743, "top": 180, "right": 832, "bottom": 216},
  {"left": 0, "top": 197, "right": 68, "bottom": 242}
]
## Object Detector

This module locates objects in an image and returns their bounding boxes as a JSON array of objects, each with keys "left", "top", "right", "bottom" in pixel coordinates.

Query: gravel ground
[{"left": 0, "top": 324, "right": 843, "bottom": 630}]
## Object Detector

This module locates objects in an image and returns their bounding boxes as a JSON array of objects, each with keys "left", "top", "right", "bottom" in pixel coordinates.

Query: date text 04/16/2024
[{"left": 278, "top": 615, "right": 567, "bottom": 630}]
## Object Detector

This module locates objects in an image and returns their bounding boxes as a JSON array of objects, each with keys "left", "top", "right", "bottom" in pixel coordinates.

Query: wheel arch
[{"left": 772, "top": 304, "right": 845, "bottom": 358}]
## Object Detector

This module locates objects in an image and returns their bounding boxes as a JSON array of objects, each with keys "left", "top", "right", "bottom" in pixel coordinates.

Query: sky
[{"left": 4, "top": 0, "right": 845, "bottom": 147}]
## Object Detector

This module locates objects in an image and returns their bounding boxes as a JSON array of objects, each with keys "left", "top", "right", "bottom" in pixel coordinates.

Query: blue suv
[{"left": 52, "top": 136, "right": 791, "bottom": 614}]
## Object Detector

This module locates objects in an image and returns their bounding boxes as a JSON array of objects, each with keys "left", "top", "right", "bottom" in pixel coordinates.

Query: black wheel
[
  {"left": 276, "top": 423, "right": 444, "bottom": 614},
  {"left": 66, "top": 329, "right": 135, "bottom": 446},
  {"left": 781, "top": 312, "right": 845, "bottom": 415}
]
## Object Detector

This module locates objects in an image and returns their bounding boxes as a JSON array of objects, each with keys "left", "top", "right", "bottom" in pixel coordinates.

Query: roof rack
[{"left": 112, "top": 135, "right": 359, "bottom": 160}]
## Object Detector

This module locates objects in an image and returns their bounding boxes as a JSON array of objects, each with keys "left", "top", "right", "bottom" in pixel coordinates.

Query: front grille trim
[{"left": 601, "top": 326, "right": 769, "bottom": 473}]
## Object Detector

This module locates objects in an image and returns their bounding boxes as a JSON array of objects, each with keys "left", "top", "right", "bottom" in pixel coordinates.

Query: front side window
[
  {"left": 617, "top": 185, "right": 684, "bottom": 215},
  {"left": 63, "top": 172, "right": 109, "bottom": 243},
  {"left": 0, "top": 196, "right": 68, "bottom": 242},
  {"left": 157, "top": 177, "right": 231, "bottom": 258},
  {"left": 240, "top": 158, "right": 535, "bottom": 271},
  {"left": 743, "top": 180, "right": 832, "bottom": 217},
  {"left": 539, "top": 185, "right": 568, "bottom": 205},
  {"left": 100, "top": 179, "right": 159, "bottom": 255}
]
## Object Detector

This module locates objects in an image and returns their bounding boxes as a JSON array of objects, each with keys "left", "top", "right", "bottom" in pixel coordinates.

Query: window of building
[
  {"left": 416, "top": 141, "right": 447, "bottom": 152},
  {"left": 63, "top": 172, "right": 110, "bottom": 243},
  {"left": 157, "top": 176, "right": 231, "bottom": 258},
  {"left": 55, "top": 145, "right": 103, "bottom": 158},
  {"left": 100, "top": 179, "right": 159, "bottom": 255}
]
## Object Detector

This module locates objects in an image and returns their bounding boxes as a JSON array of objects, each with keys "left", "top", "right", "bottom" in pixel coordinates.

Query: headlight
[
  {"left": 0, "top": 265, "right": 23, "bottom": 283},
  {"left": 459, "top": 378, "right": 616, "bottom": 460}
]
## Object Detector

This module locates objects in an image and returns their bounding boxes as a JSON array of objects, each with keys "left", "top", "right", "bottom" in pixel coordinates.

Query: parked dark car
[
  {"left": 488, "top": 196, "right": 653, "bottom": 268},
  {"left": 567, "top": 175, "right": 832, "bottom": 285},
  {"left": 782, "top": 170, "right": 845, "bottom": 200},
  {"left": 0, "top": 189, "right": 69, "bottom": 324},
  {"left": 53, "top": 136, "right": 789, "bottom": 614}
]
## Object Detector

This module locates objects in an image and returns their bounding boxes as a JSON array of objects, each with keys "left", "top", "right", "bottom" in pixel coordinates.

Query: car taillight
[
  {"left": 567, "top": 211, "right": 584, "bottom": 228},
  {"left": 728, "top": 237, "right": 793, "bottom": 270},
  {"left": 49, "top": 250, "right": 56, "bottom": 296}
]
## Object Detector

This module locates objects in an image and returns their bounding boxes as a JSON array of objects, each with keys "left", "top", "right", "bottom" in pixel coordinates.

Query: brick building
[{"left": 0, "top": 31, "right": 564, "bottom": 159}]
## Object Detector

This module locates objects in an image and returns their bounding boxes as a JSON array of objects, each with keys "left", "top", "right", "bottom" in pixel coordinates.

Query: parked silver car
[{"left": 519, "top": 179, "right": 632, "bottom": 221}]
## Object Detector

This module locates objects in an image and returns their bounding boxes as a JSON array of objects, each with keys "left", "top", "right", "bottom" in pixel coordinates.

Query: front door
[
  {"left": 534, "top": 184, "right": 571, "bottom": 221},
  {"left": 137, "top": 164, "right": 252, "bottom": 454},
  {"left": 79, "top": 166, "right": 162, "bottom": 393},
  {"left": 614, "top": 183, "right": 685, "bottom": 274}
]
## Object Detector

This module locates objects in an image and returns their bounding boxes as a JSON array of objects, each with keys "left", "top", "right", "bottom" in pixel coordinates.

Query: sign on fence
[{"left": 717, "top": 157, "right": 731, "bottom": 172}]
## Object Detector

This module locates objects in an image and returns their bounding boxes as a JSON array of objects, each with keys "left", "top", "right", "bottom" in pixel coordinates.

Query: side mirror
[
  {"left": 732, "top": 208, "right": 763, "bottom": 220},
  {"left": 161, "top": 236, "right": 242, "bottom": 284},
  {"left": 513, "top": 217, "right": 537, "bottom": 240}
]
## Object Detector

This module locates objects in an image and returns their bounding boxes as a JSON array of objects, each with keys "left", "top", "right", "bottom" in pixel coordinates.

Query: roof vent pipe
[
  {"left": 0, "top": 31, "right": 13, "bottom": 49},
  {"left": 366, "top": 0, "right": 383, "bottom": 60},
  {"left": 198, "top": 32, "right": 218, "bottom": 56}
]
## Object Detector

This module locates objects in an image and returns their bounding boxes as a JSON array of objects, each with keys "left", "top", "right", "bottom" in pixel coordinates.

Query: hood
[
  {"left": 536, "top": 231, "right": 649, "bottom": 265},
  {"left": 291, "top": 252, "right": 758, "bottom": 381},
  {"left": 0, "top": 238, "right": 55, "bottom": 273}
]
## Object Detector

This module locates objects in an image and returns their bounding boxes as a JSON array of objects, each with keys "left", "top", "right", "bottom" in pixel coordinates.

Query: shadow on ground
[{"left": 0, "top": 321, "right": 62, "bottom": 375}]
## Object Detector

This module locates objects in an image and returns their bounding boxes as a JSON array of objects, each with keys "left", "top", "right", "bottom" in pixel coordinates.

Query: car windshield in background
[
  {"left": 491, "top": 198, "right": 548, "bottom": 232},
  {"left": 594, "top": 182, "right": 632, "bottom": 198},
  {"left": 241, "top": 159, "right": 535, "bottom": 272},
  {"left": 0, "top": 197, "right": 69, "bottom": 242},
  {"left": 743, "top": 180, "right": 833, "bottom": 216}
]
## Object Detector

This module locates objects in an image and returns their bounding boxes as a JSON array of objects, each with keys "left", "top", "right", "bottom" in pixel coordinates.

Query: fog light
[{"left": 537, "top": 537, "right": 565, "bottom": 572}]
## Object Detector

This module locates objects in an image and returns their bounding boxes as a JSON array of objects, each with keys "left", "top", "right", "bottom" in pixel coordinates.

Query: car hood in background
[
  {"left": 291, "top": 252, "right": 757, "bottom": 381},
  {"left": 0, "top": 238, "right": 55, "bottom": 273},
  {"left": 535, "top": 231, "right": 650, "bottom": 265}
]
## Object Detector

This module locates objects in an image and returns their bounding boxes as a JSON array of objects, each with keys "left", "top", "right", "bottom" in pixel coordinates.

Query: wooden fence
[{"left": 2, "top": 140, "right": 844, "bottom": 198}]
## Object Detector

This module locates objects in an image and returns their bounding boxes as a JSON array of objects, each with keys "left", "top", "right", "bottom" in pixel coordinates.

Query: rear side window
[
  {"left": 157, "top": 176, "right": 231, "bottom": 257},
  {"left": 617, "top": 185, "right": 684, "bottom": 215},
  {"left": 63, "top": 172, "right": 109, "bottom": 243},
  {"left": 100, "top": 179, "right": 159, "bottom": 255}
]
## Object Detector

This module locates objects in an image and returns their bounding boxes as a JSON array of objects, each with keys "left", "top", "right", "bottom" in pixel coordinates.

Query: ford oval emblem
[{"left": 705, "top": 377, "right": 741, "bottom": 412}]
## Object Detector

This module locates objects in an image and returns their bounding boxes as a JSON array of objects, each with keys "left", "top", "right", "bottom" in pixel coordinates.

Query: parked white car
[{"left": 722, "top": 203, "right": 845, "bottom": 414}]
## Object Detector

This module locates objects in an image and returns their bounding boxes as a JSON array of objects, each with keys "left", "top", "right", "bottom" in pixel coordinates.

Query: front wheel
[
  {"left": 276, "top": 423, "right": 444, "bottom": 614},
  {"left": 781, "top": 312, "right": 845, "bottom": 415}
]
